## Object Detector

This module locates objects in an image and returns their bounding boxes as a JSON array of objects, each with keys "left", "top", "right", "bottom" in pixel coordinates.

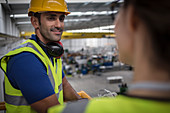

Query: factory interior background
[{"left": 0, "top": 0, "right": 133, "bottom": 110}]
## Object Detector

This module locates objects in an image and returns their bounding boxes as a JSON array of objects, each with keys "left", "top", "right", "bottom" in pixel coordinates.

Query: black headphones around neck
[{"left": 36, "top": 37, "right": 64, "bottom": 58}]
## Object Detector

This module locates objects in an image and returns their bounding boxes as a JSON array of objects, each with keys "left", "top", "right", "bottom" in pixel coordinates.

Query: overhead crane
[{"left": 20, "top": 32, "right": 116, "bottom": 39}]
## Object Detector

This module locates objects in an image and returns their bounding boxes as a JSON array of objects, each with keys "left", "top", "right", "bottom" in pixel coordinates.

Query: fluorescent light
[
  {"left": 99, "top": 25, "right": 115, "bottom": 30},
  {"left": 68, "top": 12, "right": 83, "bottom": 16},
  {"left": 21, "top": 31, "right": 25, "bottom": 34},
  {"left": 64, "top": 18, "right": 91, "bottom": 22},
  {"left": 84, "top": 11, "right": 94, "bottom": 15},
  {"left": 66, "top": 0, "right": 114, "bottom": 3},
  {"left": 10, "top": 14, "right": 28, "bottom": 18},
  {"left": 68, "top": 11, "right": 117, "bottom": 16},
  {"left": 16, "top": 21, "right": 31, "bottom": 24},
  {"left": 108, "top": 11, "right": 118, "bottom": 15},
  {"left": 66, "top": 25, "right": 115, "bottom": 33}
]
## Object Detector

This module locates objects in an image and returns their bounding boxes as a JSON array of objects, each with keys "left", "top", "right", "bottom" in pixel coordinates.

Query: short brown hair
[{"left": 123, "top": 0, "right": 170, "bottom": 71}]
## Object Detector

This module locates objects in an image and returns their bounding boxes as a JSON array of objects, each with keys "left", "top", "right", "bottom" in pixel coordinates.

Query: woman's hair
[{"left": 123, "top": 0, "right": 170, "bottom": 71}]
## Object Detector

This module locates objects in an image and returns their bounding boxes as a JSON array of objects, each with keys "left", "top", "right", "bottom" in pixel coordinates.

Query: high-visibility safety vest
[
  {"left": 0, "top": 39, "right": 64, "bottom": 113},
  {"left": 48, "top": 95, "right": 170, "bottom": 113}
]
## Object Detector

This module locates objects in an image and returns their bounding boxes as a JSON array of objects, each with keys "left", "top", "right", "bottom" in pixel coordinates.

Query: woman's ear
[
  {"left": 31, "top": 16, "right": 39, "bottom": 29},
  {"left": 126, "top": 5, "right": 139, "bottom": 33}
]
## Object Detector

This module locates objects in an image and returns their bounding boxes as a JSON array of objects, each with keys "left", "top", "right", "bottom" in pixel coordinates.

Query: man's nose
[{"left": 54, "top": 18, "right": 62, "bottom": 28}]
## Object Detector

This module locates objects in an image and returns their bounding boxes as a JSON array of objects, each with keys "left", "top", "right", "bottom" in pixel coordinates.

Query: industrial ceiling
[{"left": 1, "top": 0, "right": 121, "bottom": 34}]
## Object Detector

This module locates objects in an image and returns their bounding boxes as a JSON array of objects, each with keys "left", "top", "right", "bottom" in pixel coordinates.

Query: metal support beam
[
  {"left": 20, "top": 31, "right": 116, "bottom": 39},
  {"left": 0, "top": 32, "right": 20, "bottom": 39}
]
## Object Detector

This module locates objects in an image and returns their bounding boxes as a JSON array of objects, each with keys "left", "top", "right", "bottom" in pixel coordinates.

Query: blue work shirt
[{"left": 6, "top": 34, "right": 65, "bottom": 104}]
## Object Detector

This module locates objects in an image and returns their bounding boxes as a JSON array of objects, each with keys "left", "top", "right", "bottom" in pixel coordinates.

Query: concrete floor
[{"left": 67, "top": 69, "right": 134, "bottom": 98}]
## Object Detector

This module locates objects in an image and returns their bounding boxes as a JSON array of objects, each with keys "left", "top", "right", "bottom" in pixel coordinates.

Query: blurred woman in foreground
[{"left": 48, "top": 0, "right": 170, "bottom": 112}]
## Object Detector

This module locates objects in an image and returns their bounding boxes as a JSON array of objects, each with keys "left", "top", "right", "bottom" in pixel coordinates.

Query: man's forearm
[
  {"left": 31, "top": 94, "right": 60, "bottom": 113},
  {"left": 62, "top": 77, "right": 81, "bottom": 101}
]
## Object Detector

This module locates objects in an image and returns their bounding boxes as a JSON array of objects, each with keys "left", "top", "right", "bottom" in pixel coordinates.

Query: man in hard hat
[{"left": 0, "top": 0, "right": 81, "bottom": 113}]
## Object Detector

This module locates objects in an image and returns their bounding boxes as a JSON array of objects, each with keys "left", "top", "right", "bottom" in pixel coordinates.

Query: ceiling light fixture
[{"left": 66, "top": 25, "right": 115, "bottom": 33}]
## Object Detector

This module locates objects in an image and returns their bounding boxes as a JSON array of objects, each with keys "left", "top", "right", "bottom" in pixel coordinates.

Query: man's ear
[
  {"left": 31, "top": 16, "right": 40, "bottom": 29},
  {"left": 126, "top": 5, "right": 139, "bottom": 33}
]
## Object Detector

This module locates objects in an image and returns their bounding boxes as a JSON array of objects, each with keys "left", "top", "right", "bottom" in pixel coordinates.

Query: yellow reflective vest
[
  {"left": 48, "top": 95, "right": 170, "bottom": 113},
  {"left": 0, "top": 39, "right": 64, "bottom": 113}
]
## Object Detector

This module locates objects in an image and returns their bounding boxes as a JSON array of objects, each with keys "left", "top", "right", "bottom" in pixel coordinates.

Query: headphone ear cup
[
  {"left": 37, "top": 37, "right": 64, "bottom": 58},
  {"left": 46, "top": 42, "right": 64, "bottom": 58}
]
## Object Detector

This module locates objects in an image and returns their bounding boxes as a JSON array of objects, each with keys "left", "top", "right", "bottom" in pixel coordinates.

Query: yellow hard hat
[{"left": 28, "top": 0, "right": 70, "bottom": 16}]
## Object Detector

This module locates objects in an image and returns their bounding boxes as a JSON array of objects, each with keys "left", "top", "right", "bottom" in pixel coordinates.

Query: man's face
[{"left": 38, "top": 12, "right": 65, "bottom": 43}]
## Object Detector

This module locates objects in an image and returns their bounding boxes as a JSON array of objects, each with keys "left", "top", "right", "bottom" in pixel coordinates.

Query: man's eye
[
  {"left": 48, "top": 17, "right": 56, "bottom": 20},
  {"left": 59, "top": 17, "right": 65, "bottom": 22},
  {"left": 60, "top": 16, "right": 65, "bottom": 22}
]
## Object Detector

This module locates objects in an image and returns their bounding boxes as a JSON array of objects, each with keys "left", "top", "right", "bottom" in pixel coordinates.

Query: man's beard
[{"left": 40, "top": 27, "right": 63, "bottom": 42}]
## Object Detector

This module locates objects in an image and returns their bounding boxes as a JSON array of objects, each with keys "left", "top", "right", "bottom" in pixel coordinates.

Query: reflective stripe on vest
[
  {"left": 48, "top": 64, "right": 63, "bottom": 100},
  {"left": 0, "top": 39, "right": 63, "bottom": 113},
  {"left": 62, "top": 99, "right": 89, "bottom": 113},
  {"left": 4, "top": 93, "right": 29, "bottom": 106},
  {"left": 56, "top": 83, "right": 62, "bottom": 99},
  {"left": 48, "top": 64, "right": 55, "bottom": 88},
  {"left": 12, "top": 42, "right": 42, "bottom": 56}
]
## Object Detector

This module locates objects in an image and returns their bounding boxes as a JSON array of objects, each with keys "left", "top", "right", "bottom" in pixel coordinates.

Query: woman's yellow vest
[
  {"left": 0, "top": 39, "right": 64, "bottom": 113},
  {"left": 48, "top": 95, "right": 170, "bottom": 113}
]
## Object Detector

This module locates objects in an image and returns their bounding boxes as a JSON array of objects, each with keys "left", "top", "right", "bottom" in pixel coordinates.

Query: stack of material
[{"left": 107, "top": 76, "right": 123, "bottom": 84}]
